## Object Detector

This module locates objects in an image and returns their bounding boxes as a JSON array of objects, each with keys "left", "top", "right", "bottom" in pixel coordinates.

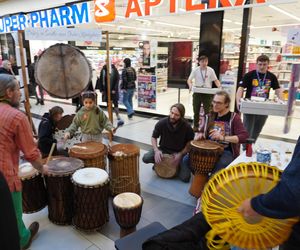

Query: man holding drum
[
  {"left": 0, "top": 74, "right": 48, "bottom": 250},
  {"left": 142, "top": 103, "right": 194, "bottom": 182},
  {"left": 185, "top": 91, "right": 248, "bottom": 176}
]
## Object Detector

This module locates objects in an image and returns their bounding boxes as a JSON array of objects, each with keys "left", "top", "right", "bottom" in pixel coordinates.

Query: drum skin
[
  {"left": 154, "top": 154, "right": 178, "bottom": 179},
  {"left": 202, "top": 162, "right": 299, "bottom": 250},
  {"left": 35, "top": 43, "right": 92, "bottom": 99},
  {"left": 69, "top": 142, "right": 107, "bottom": 169}
]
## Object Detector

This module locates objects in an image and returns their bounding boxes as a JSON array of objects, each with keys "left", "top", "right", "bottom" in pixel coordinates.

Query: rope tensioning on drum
[
  {"left": 202, "top": 162, "right": 299, "bottom": 250},
  {"left": 110, "top": 176, "right": 139, "bottom": 193}
]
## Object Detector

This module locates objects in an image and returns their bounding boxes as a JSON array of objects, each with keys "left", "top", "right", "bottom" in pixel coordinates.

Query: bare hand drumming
[{"left": 154, "top": 149, "right": 163, "bottom": 164}]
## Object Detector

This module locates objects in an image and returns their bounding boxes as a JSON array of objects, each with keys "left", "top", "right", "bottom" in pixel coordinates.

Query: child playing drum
[{"left": 64, "top": 91, "right": 116, "bottom": 143}]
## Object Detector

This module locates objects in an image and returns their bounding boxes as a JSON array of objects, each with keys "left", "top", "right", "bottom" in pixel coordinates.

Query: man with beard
[
  {"left": 0, "top": 74, "right": 47, "bottom": 250},
  {"left": 38, "top": 106, "right": 66, "bottom": 158},
  {"left": 142, "top": 103, "right": 194, "bottom": 182}
]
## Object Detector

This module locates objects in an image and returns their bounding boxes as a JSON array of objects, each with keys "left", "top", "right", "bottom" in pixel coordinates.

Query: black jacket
[
  {"left": 0, "top": 67, "right": 13, "bottom": 75},
  {"left": 38, "top": 113, "right": 57, "bottom": 157}
]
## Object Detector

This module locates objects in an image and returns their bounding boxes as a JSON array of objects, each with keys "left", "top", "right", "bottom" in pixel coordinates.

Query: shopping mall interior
[{"left": 1, "top": 0, "right": 300, "bottom": 250}]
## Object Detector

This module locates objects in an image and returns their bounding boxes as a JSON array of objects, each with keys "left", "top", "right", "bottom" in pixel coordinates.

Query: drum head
[
  {"left": 202, "top": 162, "right": 298, "bottom": 249},
  {"left": 72, "top": 167, "right": 108, "bottom": 186},
  {"left": 19, "top": 163, "right": 37, "bottom": 179},
  {"left": 113, "top": 192, "right": 142, "bottom": 209},
  {"left": 191, "top": 140, "right": 222, "bottom": 150},
  {"left": 154, "top": 154, "right": 178, "bottom": 179},
  {"left": 56, "top": 114, "right": 76, "bottom": 130},
  {"left": 109, "top": 144, "right": 140, "bottom": 156},
  {"left": 47, "top": 157, "right": 83, "bottom": 176},
  {"left": 35, "top": 43, "right": 92, "bottom": 99},
  {"left": 69, "top": 142, "right": 106, "bottom": 159}
]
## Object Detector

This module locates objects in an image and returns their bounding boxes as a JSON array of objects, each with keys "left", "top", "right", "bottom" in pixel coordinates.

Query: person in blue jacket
[{"left": 239, "top": 136, "right": 300, "bottom": 250}]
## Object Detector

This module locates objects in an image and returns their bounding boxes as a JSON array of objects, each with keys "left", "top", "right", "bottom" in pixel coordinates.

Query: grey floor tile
[
  {"left": 86, "top": 245, "right": 101, "bottom": 250},
  {"left": 29, "top": 223, "right": 93, "bottom": 250},
  {"left": 80, "top": 232, "right": 115, "bottom": 250}
]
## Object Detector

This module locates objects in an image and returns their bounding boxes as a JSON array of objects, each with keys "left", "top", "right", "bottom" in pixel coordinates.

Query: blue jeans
[
  {"left": 182, "top": 150, "right": 234, "bottom": 177},
  {"left": 122, "top": 89, "right": 135, "bottom": 115}
]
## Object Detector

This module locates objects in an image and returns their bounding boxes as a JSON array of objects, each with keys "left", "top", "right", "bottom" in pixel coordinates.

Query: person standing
[
  {"left": 0, "top": 60, "right": 14, "bottom": 75},
  {"left": 121, "top": 58, "right": 136, "bottom": 119},
  {"left": 28, "top": 55, "right": 44, "bottom": 105},
  {"left": 96, "top": 63, "right": 123, "bottom": 122},
  {"left": 0, "top": 74, "right": 47, "bottom": 250},
  {"left": 236, "top": 55, "right": 283, "bottom": 144},
  {"left": 187, "top": 55, "right": 221, "bottom": 131}
]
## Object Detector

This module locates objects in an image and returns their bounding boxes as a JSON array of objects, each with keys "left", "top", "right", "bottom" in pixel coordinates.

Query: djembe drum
[
  {"left": 72, "top": 168, "right": 110, "bottom": 231},
  {"left": 113, "top": 192, "right": 143, "bottom": 238},
  {"left": 45, "top": 157, "right": 83, "bottom": 225},
  {"left": 19, "top": 163, "right": 47, "bottom": 213},
  {"left": 189, "top": 140, "right": 224, "bottom": 198},
  {"left": 154, "top": 154, "right": 179, "bottom": 179},
  {"left": 108, "top": 144, "right": 140, "bottom": 196},
  {"left": 202, "top": 162, "right": 299, "bottom": 250},
  {"left": 35, "top": 43, "right": 92, "bottom": 99},
  {"left": 69, "top": 141, "right": 107, "bottom": 169}
]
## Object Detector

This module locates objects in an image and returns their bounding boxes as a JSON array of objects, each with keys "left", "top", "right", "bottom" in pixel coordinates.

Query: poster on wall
[
  {"left": 139, "top": 41, "right": 150, "bottom": 66},
  {"left": 167, "top": 41, "right": 192, "bottom": 88},
  {"left": 138, "top": 67, "right": 156, "bottom": 109}
]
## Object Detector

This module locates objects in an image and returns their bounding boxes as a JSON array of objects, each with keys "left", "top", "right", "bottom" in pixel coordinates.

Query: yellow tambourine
[{"left": 202, "top": 162, "right": 299, "bottom": 250}]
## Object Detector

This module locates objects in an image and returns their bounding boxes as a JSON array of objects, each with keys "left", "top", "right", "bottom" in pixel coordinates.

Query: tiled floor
[{"left": 20, "top": 97, "right": 298, "bottom": 249}]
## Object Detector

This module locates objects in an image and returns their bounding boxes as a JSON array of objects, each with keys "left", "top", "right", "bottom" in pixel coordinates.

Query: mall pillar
[
  {"left": 199, "top": 11, "right": 224, "bottom": 83},
  {"left": 237, "top": 1, "right": 253, "bottom": 86}
]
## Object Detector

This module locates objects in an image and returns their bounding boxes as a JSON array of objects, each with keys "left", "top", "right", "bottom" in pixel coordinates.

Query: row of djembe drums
[{"left": 19, "top": 142, "right": 143, "bottom": 236}]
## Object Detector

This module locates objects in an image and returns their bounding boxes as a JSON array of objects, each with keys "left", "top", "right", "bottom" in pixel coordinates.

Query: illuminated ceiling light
[
  {"left": 234, "top": 22, "right": 243, "bottom": 25},
  {"left": 155, "top": 21, "right": 199, "bottom": 30},
  {"left": 269, "top": 5, "right": 300, "bottom": 22},
  {"left": 223, "top": 19, "right": 232, "bottom": 23}
]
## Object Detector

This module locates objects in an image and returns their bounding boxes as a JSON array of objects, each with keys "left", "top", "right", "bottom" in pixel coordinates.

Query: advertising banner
[{"left": 138, "top": 69, "right": 157, "bottom": 109}]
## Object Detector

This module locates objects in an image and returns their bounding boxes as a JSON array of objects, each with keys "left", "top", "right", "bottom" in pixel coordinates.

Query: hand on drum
[
  {"left": 238, "top": 198, "right": 260, "bottom": 218},
  {"left": 194, "top": 132, "right": 204, "bottom": 140},
  {"left": 42, "top": 164, "right": 49, "bottom": 175},
  {"left": 209, "top": 129, "right": 223, "bottom": 141},
  {"left": 63, "top": 132, "right": 70, "bottom": 142},
  {"left": 154, "top": 149, "right": 163, "bottom": 164},
  {"left": 173, "top": 152, "right": 182, "bottom": 166}
]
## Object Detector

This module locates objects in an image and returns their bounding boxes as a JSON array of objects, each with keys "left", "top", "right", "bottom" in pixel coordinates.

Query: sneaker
[
  {"left": 128, "top": 113, "right": 134, "bottom": 119},
  {"left": 22, "top": 222, "right": 39, "bottom": 250},
  {"left": 40, "top": 100, "right": 45, "bottom": 105}
]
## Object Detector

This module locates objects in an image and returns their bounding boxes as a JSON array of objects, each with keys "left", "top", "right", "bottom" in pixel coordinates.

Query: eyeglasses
[{"left": 212, "top": 100, "right": 225, "bottom": 105}]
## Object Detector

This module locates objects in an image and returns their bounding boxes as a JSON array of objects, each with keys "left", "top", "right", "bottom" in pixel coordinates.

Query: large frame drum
[
  {"left": 19, "top": 163, "right": 47, "bottom": 213},
  {"left": 108, "top": 144, "right": 140, "bottom": 196},
  {"left": 69, "top": 141, "right": 107, "bottom": 169},
  {"left": 189, "top": 140, "right": 224, "bottom": 198},
  {"left": 72, "top": 168, "right": 110, "bottom": 231},
  {"left": 45, "top": 157, "right": 83, "bottom": 225},
  {"left": 113, "top": 192, "right": 143, "bottom": 238},
  {"left": 202, "top": 162, "right": 299, "bottom": 250},
  {"left": 35, "top": 43, "right": 92, "bottom": 99}
]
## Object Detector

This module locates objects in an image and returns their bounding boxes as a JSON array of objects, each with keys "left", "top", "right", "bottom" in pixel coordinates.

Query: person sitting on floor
[
  {"left": 143, "top": 135, "right": 300, "bottom": 250},
  {"left": 142, "top": 103, "right": 194, "bottom": 182},
  {"left": 183, "top": 91, "right": 248, "bottom": 182},
  {"left": 38, "top": 106, "right": 65, "bottom": 158}
]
